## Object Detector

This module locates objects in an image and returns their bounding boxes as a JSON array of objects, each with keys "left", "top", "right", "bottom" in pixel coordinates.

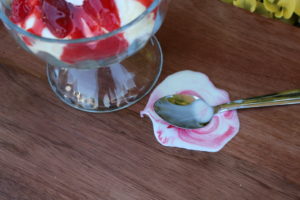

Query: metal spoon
[{"left": 154, "top": 89, "right": 300, "bottom": 129}]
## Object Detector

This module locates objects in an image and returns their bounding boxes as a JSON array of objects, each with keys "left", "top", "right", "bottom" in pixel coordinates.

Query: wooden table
[{"left": 0, "top": 0, "right": 299, "bottom": 199}]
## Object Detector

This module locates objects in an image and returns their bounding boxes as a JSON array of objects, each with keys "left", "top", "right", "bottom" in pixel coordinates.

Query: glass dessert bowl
[{"left": 0, "top": 0, "right": 170, "bottom": 112}]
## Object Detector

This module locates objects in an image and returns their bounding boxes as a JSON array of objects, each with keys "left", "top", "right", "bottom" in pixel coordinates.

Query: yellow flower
[
  {"left": 233, "top": 0, "right": 257, "bottom": 12},
  {"left": 255, "top": 1, "right": 274, "bottom": 17},
  {"left": 295, "top": 0, "right": 300, "bottom": 15},
  {"left": 264, "top": 0, "right": 296, "bottom": 19}
]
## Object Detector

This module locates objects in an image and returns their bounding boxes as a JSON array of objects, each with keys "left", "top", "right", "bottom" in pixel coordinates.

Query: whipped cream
[
  {"left": 115, "top": 0, "right": 155, "bottom": 44},
  {"left": 65, "top": 0, "right": 84, "bottom": 6}
]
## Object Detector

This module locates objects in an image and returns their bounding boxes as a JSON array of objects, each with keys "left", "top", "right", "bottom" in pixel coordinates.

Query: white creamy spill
[{"left": 141, "top": 70, "right": 240, "bottom": 152}]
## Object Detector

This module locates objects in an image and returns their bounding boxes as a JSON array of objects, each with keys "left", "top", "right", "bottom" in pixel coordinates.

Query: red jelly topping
[
  {"left": 41, "top": 0, "right": 73, "bottom": 38},
  {"left": 10, "top": 0, "right": 154, "bottom": 63},
  {"left": 11, "top": 0, "right": 33, "bottom": 23},
  {"left": 138, "top": 0, "right": 153, "bottom": 7}
]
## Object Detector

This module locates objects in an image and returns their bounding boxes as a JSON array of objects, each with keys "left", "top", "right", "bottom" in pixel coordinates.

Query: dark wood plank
[{"left": 0, "top": 0, "right": 299, "bottom": 199}]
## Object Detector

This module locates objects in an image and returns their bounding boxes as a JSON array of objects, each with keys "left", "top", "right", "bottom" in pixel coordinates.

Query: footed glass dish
[{"left": 0, "top": 0, "right": 170, "bottom": 112}]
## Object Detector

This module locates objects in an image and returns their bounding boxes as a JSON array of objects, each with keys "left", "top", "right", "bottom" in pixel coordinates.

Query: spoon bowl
[{"left": 154, "top": 94, "right": 215, "bottom": 129}]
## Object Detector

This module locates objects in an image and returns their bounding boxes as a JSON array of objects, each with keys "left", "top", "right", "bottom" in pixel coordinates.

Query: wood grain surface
[{"left": 0, "top": 0, "right": 300, "bottom": 199}]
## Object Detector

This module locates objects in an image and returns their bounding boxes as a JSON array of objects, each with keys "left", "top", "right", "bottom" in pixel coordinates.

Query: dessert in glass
[{"left": 0, "top": 0, "right": 170, "bottom": 112}]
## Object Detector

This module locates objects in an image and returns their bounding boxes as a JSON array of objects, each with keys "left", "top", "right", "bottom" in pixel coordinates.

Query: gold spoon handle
[{"left": 215, "top": 89, "right": 300, "bottom": 113}]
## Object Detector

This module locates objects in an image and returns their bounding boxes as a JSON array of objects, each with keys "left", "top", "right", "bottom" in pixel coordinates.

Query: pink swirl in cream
[{"left": 140, "top": 70, "right": 240, "bottom": 152}]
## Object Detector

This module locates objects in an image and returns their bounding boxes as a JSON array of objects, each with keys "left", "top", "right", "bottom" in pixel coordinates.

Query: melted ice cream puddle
[{"left": 141, "top": 70, "right": 240, "bottom": 152}]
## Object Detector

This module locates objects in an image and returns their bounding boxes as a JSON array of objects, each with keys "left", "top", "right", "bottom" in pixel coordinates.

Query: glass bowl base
[{"left": 47, "top": 36, "right": 163, "bottom": 113}]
